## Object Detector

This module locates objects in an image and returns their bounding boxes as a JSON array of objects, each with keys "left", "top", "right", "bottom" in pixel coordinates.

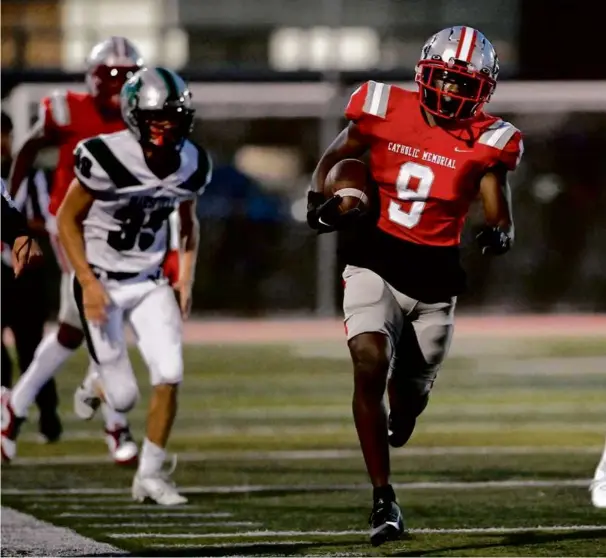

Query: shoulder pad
[
  {"left": 74, "top": 136, "right": 142, "bottom": 197},
  {"left": 42, "top": 91, "right": 71, "bottom": 129},
  {"left": 178, "top": 142, "right": 213, "bottom": 195},
  {"left": 477, "top": 120, "right": 520, "bottom": 151},
  {"left": 478, "top": 120, "right": 524, "bottom": 171},
  {"left": 345, "top": 80, "right": 392, "bottom": 121}
]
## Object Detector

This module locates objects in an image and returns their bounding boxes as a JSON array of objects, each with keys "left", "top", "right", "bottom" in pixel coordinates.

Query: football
[{"left": 325, "top": 158, "right": 372, "bottom": 214}]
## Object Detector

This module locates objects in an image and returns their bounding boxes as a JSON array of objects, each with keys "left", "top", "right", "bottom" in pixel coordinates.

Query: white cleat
[
  {"left": 591, "top": 464, "right": 606, "bottom": 509},
  {"left": 105, "top": 426, "right": 139, "bottom": 466},
  {"left": 132, "top": 463, "right": 188, "bottom": 506},
  {"left": 73, "top": 384, "right": 101, "bottom": 420}
]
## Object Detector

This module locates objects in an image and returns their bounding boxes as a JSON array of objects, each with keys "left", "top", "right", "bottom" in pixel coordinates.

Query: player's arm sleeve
[
  {"left": 344, "top": 80, "right": 392, "bottom": 135},
  {"left": 73, "top": 140, "right": 115, "bottom": 200}
]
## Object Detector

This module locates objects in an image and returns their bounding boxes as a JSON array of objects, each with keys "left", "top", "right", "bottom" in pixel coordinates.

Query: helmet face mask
[
  {"left": 136, "top": 106, "right": 195, "bottom": 151},
  {"left": 417, "top": 62, "right": 495, "bottom": 120},
  {"left": 415, "top": 26, "right": 499, "bottom": 121}
]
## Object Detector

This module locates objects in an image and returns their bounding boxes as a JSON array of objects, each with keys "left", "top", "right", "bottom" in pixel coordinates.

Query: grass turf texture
[{"left": 2, "top": 337, "right": 605, "bottom": 556}]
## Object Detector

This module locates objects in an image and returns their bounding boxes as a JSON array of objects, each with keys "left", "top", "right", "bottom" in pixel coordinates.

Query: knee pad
[
  {"left": 97, "top": 357, "right": 139, "bottom": 413},
  {"left": 104, "top": 380, "right": 139, "bottom": 413}
]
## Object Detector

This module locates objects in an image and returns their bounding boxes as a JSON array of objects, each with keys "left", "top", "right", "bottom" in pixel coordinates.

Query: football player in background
[
  {"left": 307, "top": 26, "right": 523, "bottom": 545},
  {"left": 2, "top": 37, "right": 144, "bottom": 464},
  {"left": 58, "top": 67, "right": 210, "bottom": 504}
]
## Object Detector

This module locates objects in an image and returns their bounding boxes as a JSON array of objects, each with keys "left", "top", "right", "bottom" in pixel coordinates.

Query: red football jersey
[
  {"left": 41, "top": 91, "right": 126, "bottom": 215},
  {"left": 345, "top": 81, "right": 524, "bottom": 247}
]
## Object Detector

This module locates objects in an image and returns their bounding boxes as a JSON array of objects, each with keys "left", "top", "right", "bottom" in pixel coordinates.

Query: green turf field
[{"left": 2, "top": 336, "right": 606, "bottom": 556}]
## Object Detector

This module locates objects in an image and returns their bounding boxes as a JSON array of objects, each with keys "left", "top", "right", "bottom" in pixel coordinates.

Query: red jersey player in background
[
  {"left": 307, "top": 26, "right": 523, "bottom": 546},
  {"left": 2, "top": 37, "right": 149, "bottom": 464}
]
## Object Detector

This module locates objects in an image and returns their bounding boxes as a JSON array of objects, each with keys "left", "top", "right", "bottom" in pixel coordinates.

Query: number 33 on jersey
[
  {"left": 345, "top": 81, "right": 523, "bottom": 247},
  {"left": 73, "top": 130, "right": 212, "bottom": 275}
]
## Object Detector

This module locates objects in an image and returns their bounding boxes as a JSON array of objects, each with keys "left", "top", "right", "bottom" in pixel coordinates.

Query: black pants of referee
[{"left": 1, "top": 263, "right": 59, "bottom": 430}]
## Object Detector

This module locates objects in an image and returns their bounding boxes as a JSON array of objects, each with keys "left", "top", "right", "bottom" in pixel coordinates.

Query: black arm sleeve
[{"left": 2, "top": 186, "right": 31, "bottom": 247}]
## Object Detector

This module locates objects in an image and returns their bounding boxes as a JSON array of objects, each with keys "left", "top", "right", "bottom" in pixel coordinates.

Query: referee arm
[{"left": 1, "top": 180, "right": 43, "bottom": 276}]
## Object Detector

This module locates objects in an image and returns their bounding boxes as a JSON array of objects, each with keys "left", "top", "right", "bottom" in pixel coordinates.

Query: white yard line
[
  {"left": 91, "top": 521, "right": 261, "bottom": 528},
  {"left": 149, "top": 540, "right": 317, "bottom": 549},
  {"left": 13, "top": 445, "right": 602, "bottom": 466},
  {"left": 30, "top": 503, "right": 200, "bottom": 510},
  {"left": 59, "top": 511, "right": 230, "bottom": 518},
  {"left": 109, "top": 525, "right": 606, "bottom": 539},
  {"left": 17, "top": 422, "right": 606, "bottom": 443},
  {"left": 3, "top": 478, "right": 591, "bottom": 497},
  {"left": 0, "top": 507, "right": 126, "bottom": 556}
]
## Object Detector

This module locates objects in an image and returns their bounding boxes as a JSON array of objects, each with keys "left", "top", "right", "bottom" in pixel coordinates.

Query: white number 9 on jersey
[{"left": 388, "top": 161, "right": 435, "bottom": 229}]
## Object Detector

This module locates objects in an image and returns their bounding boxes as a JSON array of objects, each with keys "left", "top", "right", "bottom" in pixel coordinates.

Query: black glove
[
  {"left": 306, "top": 190, "right": 363, "bottom": 234},
  {"left": 476, "top": 226, "right": 512, "bottom": 256}
]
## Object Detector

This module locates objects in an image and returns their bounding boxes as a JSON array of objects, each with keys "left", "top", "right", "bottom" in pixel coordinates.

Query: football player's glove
[
  {"left": 306, "top": 191, "right": 363, "bottom": 234},
  {"left": 476, "top": 226, "right": 511, "bottom": 256}
]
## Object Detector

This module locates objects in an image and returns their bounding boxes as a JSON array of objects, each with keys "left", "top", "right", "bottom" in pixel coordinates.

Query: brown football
[{"left": 325, "top": 158, "right": 372, "bottom": 214}]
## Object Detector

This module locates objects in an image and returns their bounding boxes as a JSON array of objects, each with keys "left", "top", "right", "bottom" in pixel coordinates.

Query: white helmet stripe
[{"left": 456, "top": 27, "right": 477, "bottom": 63}]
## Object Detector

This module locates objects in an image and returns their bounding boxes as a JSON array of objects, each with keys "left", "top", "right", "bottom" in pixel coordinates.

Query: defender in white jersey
[{"left": 57, "top": 67, "right": 210, "bottom": 505}]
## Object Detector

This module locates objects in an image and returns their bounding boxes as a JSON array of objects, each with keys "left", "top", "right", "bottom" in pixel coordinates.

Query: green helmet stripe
[{"left": 155, "top": 67, "right": 180, "bottom": 101}]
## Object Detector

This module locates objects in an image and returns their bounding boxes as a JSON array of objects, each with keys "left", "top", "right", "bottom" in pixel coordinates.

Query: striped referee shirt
[{"left": 1, "top": 170, "right": 52, "bottom": 268}]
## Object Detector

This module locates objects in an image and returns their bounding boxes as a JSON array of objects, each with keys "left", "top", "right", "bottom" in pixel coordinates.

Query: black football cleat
[{"left": 369, "top": 498, "right": 405, "bottom": 546}]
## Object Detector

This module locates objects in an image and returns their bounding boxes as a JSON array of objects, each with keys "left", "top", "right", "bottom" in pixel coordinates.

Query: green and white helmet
[{"left": 120, "top": 66, "right": 195, "bottom": 151}]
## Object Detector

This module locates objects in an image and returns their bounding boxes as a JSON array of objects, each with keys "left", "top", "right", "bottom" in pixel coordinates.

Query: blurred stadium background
[
  {"left": 3, "top": 0, "right": 606, "bottom": 316},
  {"left": 1, "top": 1, "right": 605, "bottom": 556}
]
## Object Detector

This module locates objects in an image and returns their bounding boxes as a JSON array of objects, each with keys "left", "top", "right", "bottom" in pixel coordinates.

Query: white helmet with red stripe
[
  {"left": 85, "top": 36, "right": 145, "bottom": 114},
  {"left": 415, "top": 26, "right": 499, "bottom": 120}
]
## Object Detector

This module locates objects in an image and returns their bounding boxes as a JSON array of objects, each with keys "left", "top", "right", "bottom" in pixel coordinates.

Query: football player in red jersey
[
  {"left": 307, "top": 26, "right": 523, "bottom": 546},
  {"left": 2, "top": 37, "right": 146, "bottom": 464}
]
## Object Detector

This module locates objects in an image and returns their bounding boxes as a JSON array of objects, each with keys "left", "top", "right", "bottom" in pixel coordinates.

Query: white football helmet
[{"left": 415, "top": 26, "right": 499, "bottom": 120}]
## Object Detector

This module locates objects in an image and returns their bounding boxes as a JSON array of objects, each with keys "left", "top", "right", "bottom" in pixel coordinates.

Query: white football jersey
[{"left": 73, "top": 130, "right": 212, "bottom": 275}]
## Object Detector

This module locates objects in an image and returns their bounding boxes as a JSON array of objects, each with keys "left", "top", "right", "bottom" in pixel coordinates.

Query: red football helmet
[
  {"left": 415, "top": 26, "right": 499, "bottom": 121},
  {"left": 85, "top": 36, "right": 144, "bottom": 116}
]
